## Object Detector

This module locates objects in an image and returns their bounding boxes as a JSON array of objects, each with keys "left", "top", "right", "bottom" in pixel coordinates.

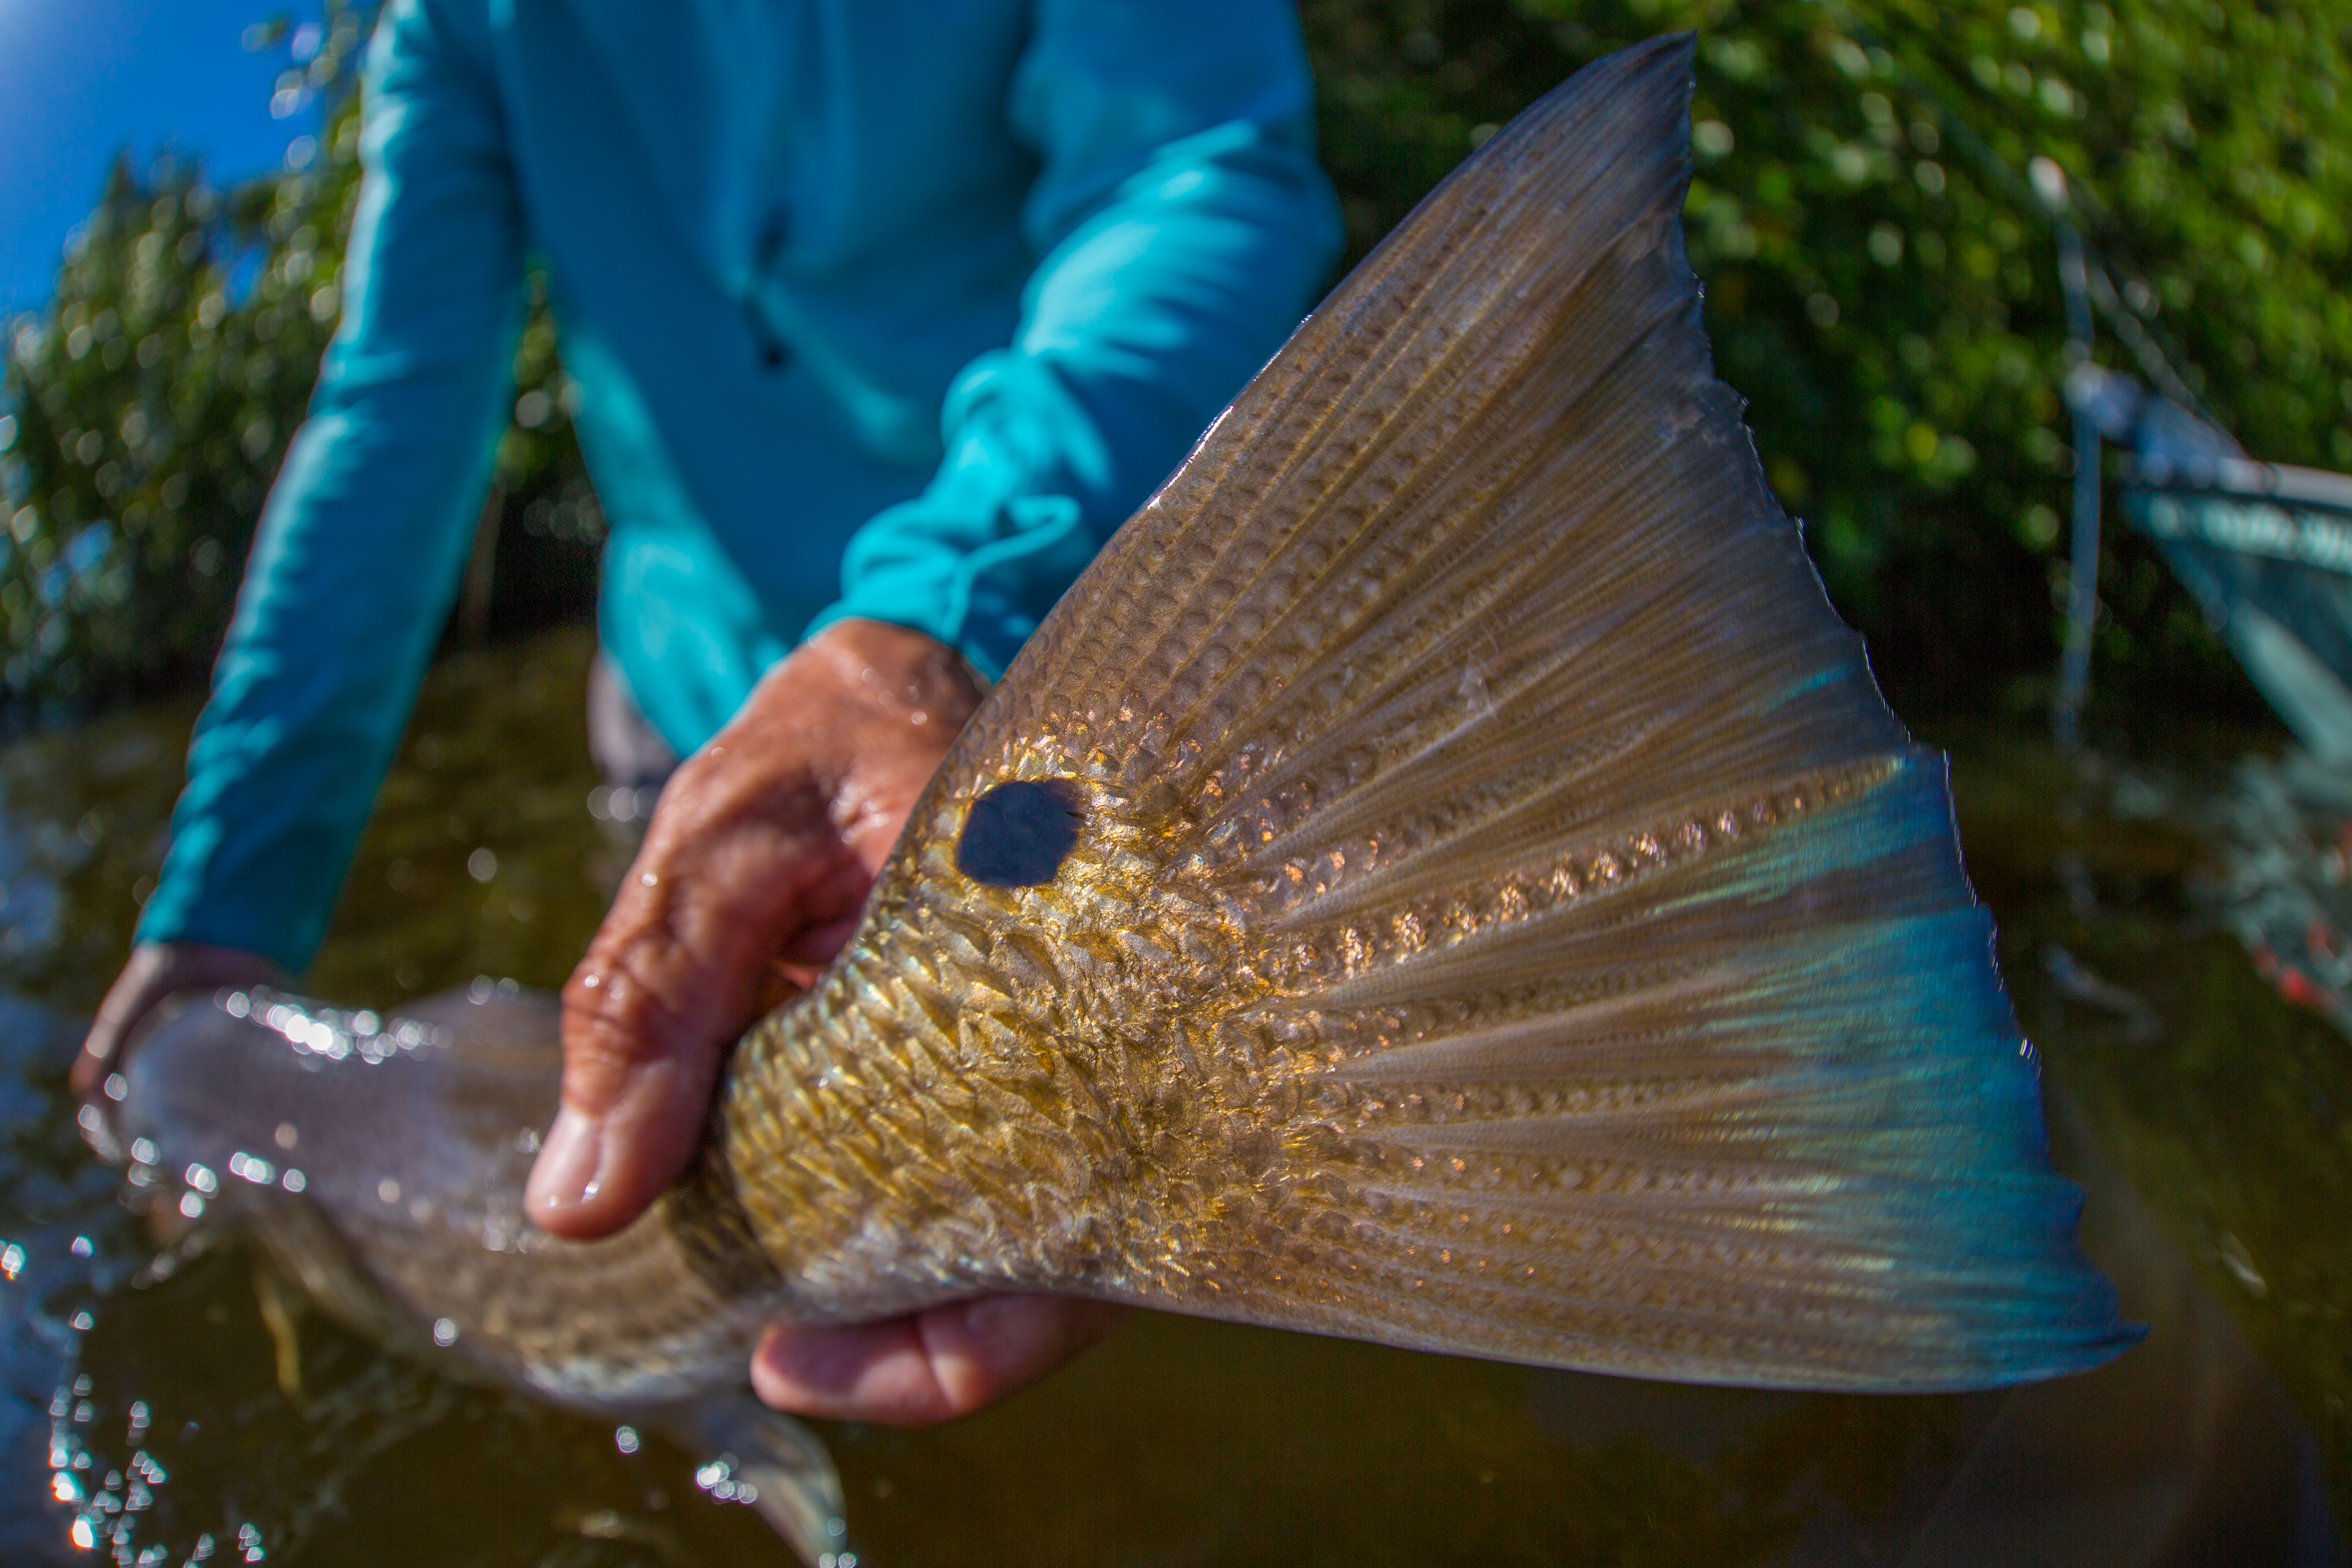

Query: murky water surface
[{"left": 0, "top": 627, "right": 2344, "bottom": 1566}]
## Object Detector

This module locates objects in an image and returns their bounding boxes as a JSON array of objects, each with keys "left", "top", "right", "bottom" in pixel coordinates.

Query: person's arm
[
  {"left": 532, "top": 0, "right": 1341, "bottom": 1423},
  {"left": 806, "top": 0, "right": 1344, "bottom": 679},
  {"left": 78, "top": 0, "right": 525, "bottom": 1088}
]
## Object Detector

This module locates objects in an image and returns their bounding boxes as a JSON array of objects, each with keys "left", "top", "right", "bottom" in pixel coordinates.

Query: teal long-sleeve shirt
[{"left": 137, "top": 0, "right": 1342, "bottom": 971}]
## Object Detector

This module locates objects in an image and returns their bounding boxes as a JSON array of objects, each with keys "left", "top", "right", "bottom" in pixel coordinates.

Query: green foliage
[
  {"left": 0, "top": 11, "right": 365, "bottom": 711},
  {"left": 2, "top": 161, "right": 268, "bottom": 708},
  {"left": 0, "top": 2, "right": 592, "bottom": 717},
  {"left": 5, "top": 0, "right": 2348, "bottom": 725},
  {"left": 1302, "top": 0, "right": 2352, "bottom": 720}
]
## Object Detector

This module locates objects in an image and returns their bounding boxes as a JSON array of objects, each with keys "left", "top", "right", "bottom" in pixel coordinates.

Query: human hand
[
  {"left": 527, "top": 617, "right": 1124, "bottom": 1422},
  {"left": 75, "top": 940, "right": 287, "bottom": 1104},
  {"left": 749, "top": 1296, "right": 1127, "bottom": 1424}
]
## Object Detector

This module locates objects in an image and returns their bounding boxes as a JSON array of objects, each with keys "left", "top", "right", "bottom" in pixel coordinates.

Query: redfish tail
[
  {"left": 746, "top": 36, "right": 2134, "bottom": 1393},
  {"left": 1006, "top": 34, "right": 2127, "bottom": 1389}
]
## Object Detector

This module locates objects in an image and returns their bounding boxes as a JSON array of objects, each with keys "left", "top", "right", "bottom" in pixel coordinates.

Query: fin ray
[{"left": 727, "top": 35, "right": 2133, "bottom": 1395}]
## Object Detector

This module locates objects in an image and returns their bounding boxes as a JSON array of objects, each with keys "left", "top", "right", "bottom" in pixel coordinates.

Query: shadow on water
[{"left": 0, "top": 626, "right": 2341, "bottom": 1565}]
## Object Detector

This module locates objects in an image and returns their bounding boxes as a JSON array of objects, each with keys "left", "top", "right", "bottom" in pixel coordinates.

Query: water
[{"left": 0, "top": 626, "right": 2342, "bottom": 1566}]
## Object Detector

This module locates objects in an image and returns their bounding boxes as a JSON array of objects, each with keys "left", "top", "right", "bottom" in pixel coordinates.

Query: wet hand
[
  {"left": 76, "top": 941, "right": 286, "bottom": 1104},
  {"left": 751, "top": 1296, "right": 1127, "bottom": 1424},
  {"left": 530, "top": 617, "right": 984, "bottom": 1227},
  {"left": 528, "top": 618, "right": 1122, "bottom": 1422}
]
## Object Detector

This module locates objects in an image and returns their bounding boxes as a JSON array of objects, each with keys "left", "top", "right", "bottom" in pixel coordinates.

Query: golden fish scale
[
  {"left": 325, "top": 1196, "right": 766, "bottom": 1394},
  {"left": 707, "top": 718, "right": 1942, "bottom": 1376},
  {"left": 716, "top": 730, "right": 1269, "bottom": 1321}
]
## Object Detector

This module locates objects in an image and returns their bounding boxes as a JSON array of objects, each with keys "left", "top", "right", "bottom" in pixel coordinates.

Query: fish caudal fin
[{"left": 733, "top": 35, "right": 2134, "bottom": 1392}]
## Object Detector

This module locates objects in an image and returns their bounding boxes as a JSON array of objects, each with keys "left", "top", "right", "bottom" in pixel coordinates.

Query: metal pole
[{"left": 2053, "top": 218, "right": 2101, "bottom": 748}]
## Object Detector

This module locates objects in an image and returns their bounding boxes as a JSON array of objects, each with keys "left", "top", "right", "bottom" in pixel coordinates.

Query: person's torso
[{"left": 488, "top": 0, "right": 1045, "bottom": 586}]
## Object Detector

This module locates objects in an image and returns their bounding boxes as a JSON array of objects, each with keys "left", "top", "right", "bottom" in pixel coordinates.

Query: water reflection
[
  {"left": 0, "top": 629, "right": 2342, "bottom": 1564},
  {"left": 1885, "top": 1094, "right": 2334, "bottom": 1567}
]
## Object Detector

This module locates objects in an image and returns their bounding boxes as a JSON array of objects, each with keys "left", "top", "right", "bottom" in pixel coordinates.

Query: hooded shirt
[{"left": 137, "top": 0, "right": 1342, "bottom": 969}]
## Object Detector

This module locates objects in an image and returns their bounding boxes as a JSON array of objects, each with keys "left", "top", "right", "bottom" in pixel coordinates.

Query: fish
[{"left": 107, "top": 33, "right": 2134, "bottom": 1562}]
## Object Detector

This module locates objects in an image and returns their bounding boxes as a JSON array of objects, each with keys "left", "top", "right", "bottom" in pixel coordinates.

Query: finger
[
  {"left": 748, "top": 1297, "right": 1125, "bottom": 1425},
  {"left": 527, "top": 965, "right": 721, "bottom": 1237},
  {"left": 531, "top": 624, "right": 980, "bottom": 1239},
  {"left": 74, "top": 978, "right": 148, "bottom": 1101},
  {"left": 529, "top": 667, "right": 891, "bottom": 1238},
  {"left": 529, "top": 776, "right": 857, "bottom": 1236}
]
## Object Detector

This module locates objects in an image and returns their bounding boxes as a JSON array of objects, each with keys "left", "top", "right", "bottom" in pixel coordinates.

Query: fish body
[
  {"left": 126, "top": 987, "right": 767, "bottom": 1404},
  {"left": 121, "top": 985, "right": 844, "bottom": 1558},
  {"left": 116, "top": 32, "right": 2132, "bottom": 1553}
]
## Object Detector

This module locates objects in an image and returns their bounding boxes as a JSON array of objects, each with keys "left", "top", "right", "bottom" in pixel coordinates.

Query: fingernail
[{"left": 527, "top": 1108, "right": 604, "bottom": 1212}]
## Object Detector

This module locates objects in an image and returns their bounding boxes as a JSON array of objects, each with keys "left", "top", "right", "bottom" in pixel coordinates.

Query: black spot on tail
[{"left": 956, "top": 779, "right": 1085, "bottom": 886}]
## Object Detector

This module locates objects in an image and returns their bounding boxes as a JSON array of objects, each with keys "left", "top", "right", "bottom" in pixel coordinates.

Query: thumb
[
  {"left": 528, "top": 621, "right": 976, "bottom": 1239},
  {"left": 527, "top": 807, "right": 863, "bottom": 1240},
  {"left": 525, "top": 719, "right": 872, "bottom": 1240},
  {"left": 526, "top": 946, "right": 733, "bottom": 1238}
]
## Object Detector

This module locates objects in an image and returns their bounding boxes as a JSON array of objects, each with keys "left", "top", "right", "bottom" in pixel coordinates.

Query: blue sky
[{"left": 0, "top": 0, "right": 326, "bottom": 314}]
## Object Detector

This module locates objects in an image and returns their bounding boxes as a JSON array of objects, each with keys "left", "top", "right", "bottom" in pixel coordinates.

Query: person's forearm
[
  {"left": 136, "top": 388, "right": 515, "bottom": 966},
  {"left": 811, "top": 0, "right": 1343, "bottom": 678},
  {"left": 138, "top": 0, "right": 526, "bottom": 969}
]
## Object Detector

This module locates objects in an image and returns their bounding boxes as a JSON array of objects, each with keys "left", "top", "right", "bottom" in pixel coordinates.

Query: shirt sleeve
[
  {"left": 804, "top": 0, "right": 1343, "bottom": 679},
  {"left": 135, "top": 0, "right": 525, "bottom": 971}
]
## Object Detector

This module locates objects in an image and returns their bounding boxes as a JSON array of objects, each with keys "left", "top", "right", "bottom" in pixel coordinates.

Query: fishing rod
[
  {"left": 2053, "top": 198, "right": 2100, "bottom": 748},
  {"left": 1804, "top": 0, "right": 2226, "bottom": 742}
]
